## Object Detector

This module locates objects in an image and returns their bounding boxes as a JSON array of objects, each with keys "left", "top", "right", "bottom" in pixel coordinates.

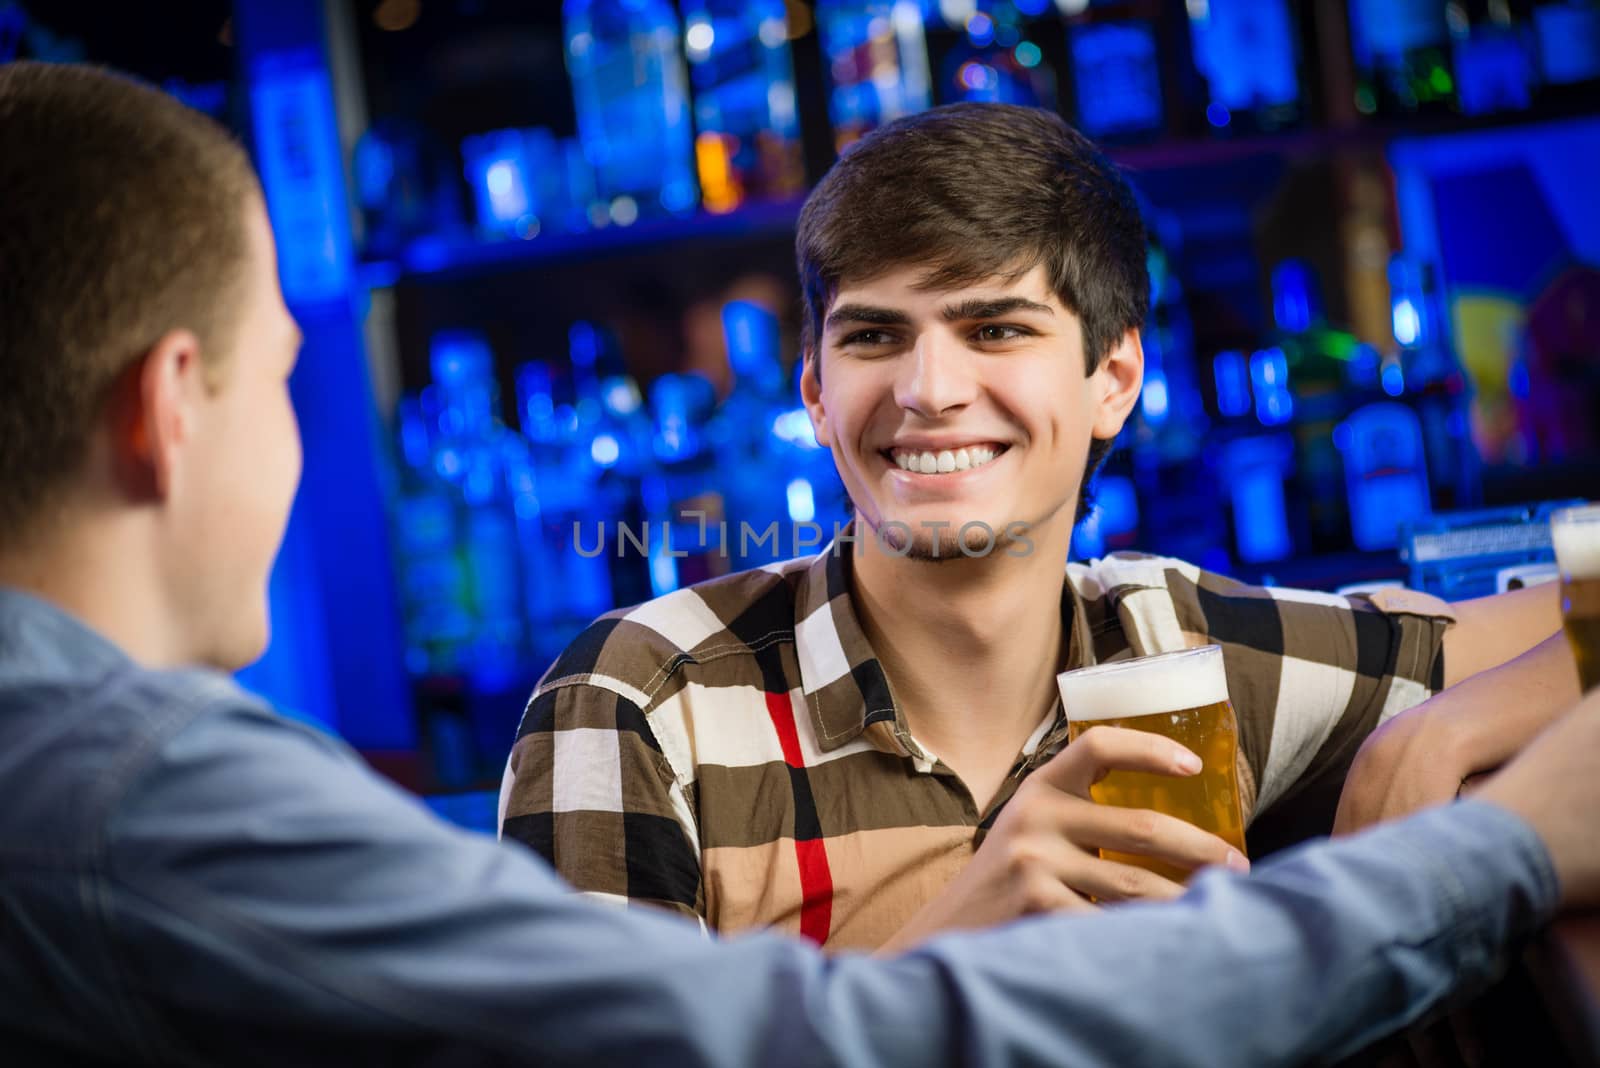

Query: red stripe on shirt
[{"left": 765, "top": 690, "right": 833, "bottom": 943}]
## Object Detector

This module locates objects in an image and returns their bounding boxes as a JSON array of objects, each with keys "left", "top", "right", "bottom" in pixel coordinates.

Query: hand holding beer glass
[
  {"left": 1057, "top": 646, "right": 1247, "bottom": 884},
  {"left": 1552, "top": 504, "right": 1600, "bottom": 694}
]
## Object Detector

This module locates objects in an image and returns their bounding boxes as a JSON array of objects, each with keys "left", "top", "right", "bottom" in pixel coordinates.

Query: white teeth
[{"left": 890, "top": 445, "right": 1003, "bottom": 474}]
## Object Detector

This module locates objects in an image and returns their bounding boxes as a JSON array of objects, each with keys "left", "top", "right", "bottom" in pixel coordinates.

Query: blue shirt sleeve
[{"left": 101, "top": 699, "right": 1557, "bottom": 1067}]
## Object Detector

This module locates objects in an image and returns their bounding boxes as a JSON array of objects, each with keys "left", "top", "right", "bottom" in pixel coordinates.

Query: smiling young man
[
  {"left": 10, "top": 62, "right": 1600, "bottom": 1067},
  {"left": 500, "top": 102, "right": 1577, "bottom": 951}
]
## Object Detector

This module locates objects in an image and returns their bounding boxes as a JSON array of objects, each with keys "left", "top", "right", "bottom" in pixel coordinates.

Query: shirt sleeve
[
  {"left": 499, "top": 681, "right": 704, "bottom": 921},
  {"left": 1149, "top": 564, "right": 1454, "bottom": 855},
  {"left": 97, "top": 700, "right": 1557, "bottom": 1067}
]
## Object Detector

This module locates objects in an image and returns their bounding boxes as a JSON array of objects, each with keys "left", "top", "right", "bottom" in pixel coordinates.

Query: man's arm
[
  {"left": 92, "top": 695, "right": 1589, "bottom": 1068},
  {"left": 499, "top": 681, "right": 705, "bottom": 922},
  {"left": 1441, "top": 582, "right": 1562, "bottom": 686},
  {"left": 1337, "top": 629, "right": 1580, "bottom": 834}
]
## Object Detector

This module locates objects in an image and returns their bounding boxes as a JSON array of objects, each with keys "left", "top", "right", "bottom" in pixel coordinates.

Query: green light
[
  {"left": 1429, "top": 66, "right": 1454, "bottom": 94},
  {"left": 1354, "top": 87, "right": 1376, "bottom": 114},
  {"left": 1014, "top": 41, "right": 1042, "bottom": 68}
]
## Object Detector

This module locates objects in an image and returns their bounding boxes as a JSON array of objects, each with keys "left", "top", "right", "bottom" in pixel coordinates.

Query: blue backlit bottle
[
  {"left": 681, "top": 0, "right": 805, "bottom": 213},
  {"left": 392, "top": 395, "right": 472, "bottom": 680},
  {"left": 563, "top": 0, "right": 699, "bottom": 221},
  {"left": 643, "top": 373, "right": 726, "bottom": 593},
  {"left": 1186, "top": 0, "right": 1301, "bottom": 133},
  {"left": 429, "top": 332, "right": 528, "bottom": 693},
  {"left": 1348, "top": 0, "right": 1458, "bottom": 115},
  {"left": 815, "top": 0, "right": 934, "bottom": 151}
]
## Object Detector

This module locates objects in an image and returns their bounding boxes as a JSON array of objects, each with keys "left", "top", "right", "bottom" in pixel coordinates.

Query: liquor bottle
[
  {"left": 1063, "top": 8, "right": 1165, "bottom": 138},
  {"left": 814, "top": 0, "right": 935, "bottom": 151},
  {"left": 514, "top": 358, "right": 613, "bottom": 649},
  {"left": 1532, "top": 0, "right": 1600, "bottom": 101},
  {"left": 680, "top": 0, "right": 805, "bottom": 213},
  {"left": 392, "top": 395, "right": 472, "bottom": 680},
  {"left": 429, "top": 332, "right": 528, "bottom": 693},
  {"left": 643, "top": 372, "right": 726, "bottom": 593},
  {"left": 1448, "top": 0, "right": 1537, "bottom": 116},
  {"left": 1348, "top": 0, "right": 1459, "bottom": 116},
  {"left": 1185, "top": 0, "right": 1302, "bottom": 133},
  {"left": 1389, "top": 254, "right": 1482, "bottom": 511},
  {"left": 563, "top": 0, "right": 699, "bottom": 220}
]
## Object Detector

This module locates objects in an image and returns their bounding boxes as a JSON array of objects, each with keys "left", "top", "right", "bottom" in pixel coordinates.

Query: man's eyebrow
[
  {"left": 825, "top": 304, "right": 912, "bottom": 330},
  {"left": 942, "top": 297, "right": 1055, "bottom": 321}
]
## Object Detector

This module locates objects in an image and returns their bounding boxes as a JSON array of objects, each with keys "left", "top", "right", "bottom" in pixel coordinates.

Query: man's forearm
[
  {"left": 1444, "top": 582, "right": 1562, "bottom": 686},
  {"left": 1431, "top": 631, "right": 1580, "bottom": 773},
  {"left": 1335, "top": 631, "right": 1581, "bottom": 833},
  {"left": 892, "top": 801, "right": 1554, "bottom": 1068}
]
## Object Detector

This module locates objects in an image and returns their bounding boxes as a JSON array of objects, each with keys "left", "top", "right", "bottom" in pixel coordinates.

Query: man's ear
[
  {"left": 108, "top": 329, "right": 204, "bottom": 501},
  {"left": 799, "top": 351, "right": 833, "bottom": 448},
  {"left": 1089, "top": 329, "right": 1145, "bottom": 440}
]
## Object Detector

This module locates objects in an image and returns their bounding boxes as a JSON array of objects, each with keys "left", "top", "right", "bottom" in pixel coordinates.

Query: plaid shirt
[{"left": 499, "top": 547, "right": 1454, "bottom": 951}]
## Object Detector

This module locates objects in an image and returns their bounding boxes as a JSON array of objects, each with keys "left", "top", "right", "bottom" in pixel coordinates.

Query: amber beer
[
  {"left": 1553, "top": 504, "right": 1600, "bottom": 693},
  {"left": 1058, "top": 645, "right": 1246, "bottom": 883}
]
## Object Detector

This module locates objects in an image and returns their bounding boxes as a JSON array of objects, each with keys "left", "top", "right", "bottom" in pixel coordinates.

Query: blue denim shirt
[{"left": 0, "top": 587, "right": 1558, "bottom": 1066}]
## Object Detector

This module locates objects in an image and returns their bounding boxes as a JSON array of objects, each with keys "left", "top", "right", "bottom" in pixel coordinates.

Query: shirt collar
[
  {"left": 792, "top": 530, "right": 1095, "bottom": 754},
  {"left": 0, "top": 586, "right": 132, "bottom": 684}
]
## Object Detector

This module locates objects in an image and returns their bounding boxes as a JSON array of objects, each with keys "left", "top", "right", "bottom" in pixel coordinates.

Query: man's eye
[
  {"left": 975, "top": 324, "right": 1027, "bottom": 342},
  {"left": 843, "top": 329, "right": 893, "bottom": 346}
]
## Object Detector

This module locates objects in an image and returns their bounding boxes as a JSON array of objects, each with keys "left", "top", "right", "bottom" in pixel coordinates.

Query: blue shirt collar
[{"left": 0, "top": 586, "right": 132, "bottom": 683}]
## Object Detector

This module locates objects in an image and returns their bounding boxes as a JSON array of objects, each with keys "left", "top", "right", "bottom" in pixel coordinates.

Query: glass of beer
[
  {"left": 1553, "top": 504, "right": 1600, "bottom": 693},
  {"left": 1057, "top": 645, "right": 1246, "bottom": 883}
]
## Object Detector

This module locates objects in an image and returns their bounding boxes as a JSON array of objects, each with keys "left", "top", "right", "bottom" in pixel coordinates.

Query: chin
[
  {"left": 866, "top": 510, "right": 1024, "bottom": 561},
  {"left": 209, "top": 613, "right": 271, "bottom": 672}
]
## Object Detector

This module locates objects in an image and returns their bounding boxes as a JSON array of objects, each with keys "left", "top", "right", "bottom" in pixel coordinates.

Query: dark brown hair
[
  {"left": 796, "top": 103, "right": 1149, "bottom": 496},
  {"left": 0, "top": 62, "right": 260, "bottom": 541}
]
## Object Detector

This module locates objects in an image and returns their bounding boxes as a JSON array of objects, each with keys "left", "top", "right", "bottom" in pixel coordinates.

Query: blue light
[
  {"left": 1014, "top": 0, "right": 1048, "bottom": 14},
  {"left": 1213, "top": 350, "right": 1252, "bottom": 417},
  {"left": 591, "top": 433, "right": 621, "bottom": 468},
  {"left": 1206, "top": 102, "right": 1231, "bottom": 127},
  {"left": 1014, "top": 41, "right": 1042, "bottom": 68},
  {"left": 603, "top": 376, "right": 642, "bottom": 416},
  {"left": 649, "top": 539, "right": 680, "bottom": 596},
  {"left": 1391, "top": 297, "right": 1421, "bottom": 347},
  {"left": 1141, "top": 371, "right": 1170, "bottom": 424},
  {"left": 958, "top": 61, "right": 997, "bottom": 92},
  {"left": 967, "top": 13, "right": 995, "bottom": 47},
  {"left": 1271, "top": 260, "right": 1317, "bottom": 333},
  {"left": 569, "top": 321, "right": 600, "bottom": 369},
  {"left": 1094, "top": 475, "right": 1140, "bottom": 536},
  {"left": 1381, "top": 362, "right": 1405, "bottom": 397},
  {"left": 1250, "top": 347, "right": 1294, "bottom": 426},
  {"left": 787, "top": 478, "right": 817, "bottom": 523},
  {"left": 772, "top": 408, "right": 821, "bottom": 448},
  {"left": 1509, "top": 357, "right": 1531, "bottom": 400}
]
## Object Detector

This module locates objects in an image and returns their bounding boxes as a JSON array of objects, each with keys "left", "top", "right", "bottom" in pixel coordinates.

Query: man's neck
[
  {"left": 0, "top": 509, "right": 186, "bottom": 668},
  {"left": 849, "top": 520, "right": 1074, "bottom": 781}
]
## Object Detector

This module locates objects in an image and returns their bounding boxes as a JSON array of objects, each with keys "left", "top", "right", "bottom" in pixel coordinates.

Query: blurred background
[{"left": 6, "top": 0, "right": 1597, "bottom": 823}]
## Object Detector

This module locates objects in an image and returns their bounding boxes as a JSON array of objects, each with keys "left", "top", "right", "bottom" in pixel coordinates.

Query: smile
[{"left": 885, "top": 444, "right": 1008, "bottom": 475}]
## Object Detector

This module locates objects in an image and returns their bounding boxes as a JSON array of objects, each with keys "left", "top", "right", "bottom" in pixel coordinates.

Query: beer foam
[
  {"left": 1058, "top": 645, "right": 1228, "bottom": 722},
  {"left": 1553, "top": 506, "right": 1600, "bottom": 579}
]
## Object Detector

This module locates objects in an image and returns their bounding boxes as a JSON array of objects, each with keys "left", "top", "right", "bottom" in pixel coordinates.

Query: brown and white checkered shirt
[{"left": 499, "top": 546, "right": 1454, "bottom": 951}]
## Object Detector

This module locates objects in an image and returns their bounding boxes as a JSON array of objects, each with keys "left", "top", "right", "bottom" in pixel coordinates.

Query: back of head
[
  {"left": 0, "top": 61, "right": 260, "bottom": 546},
  {"left": 796, "top": 102, "right": 1149, "bottom": 373}
]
